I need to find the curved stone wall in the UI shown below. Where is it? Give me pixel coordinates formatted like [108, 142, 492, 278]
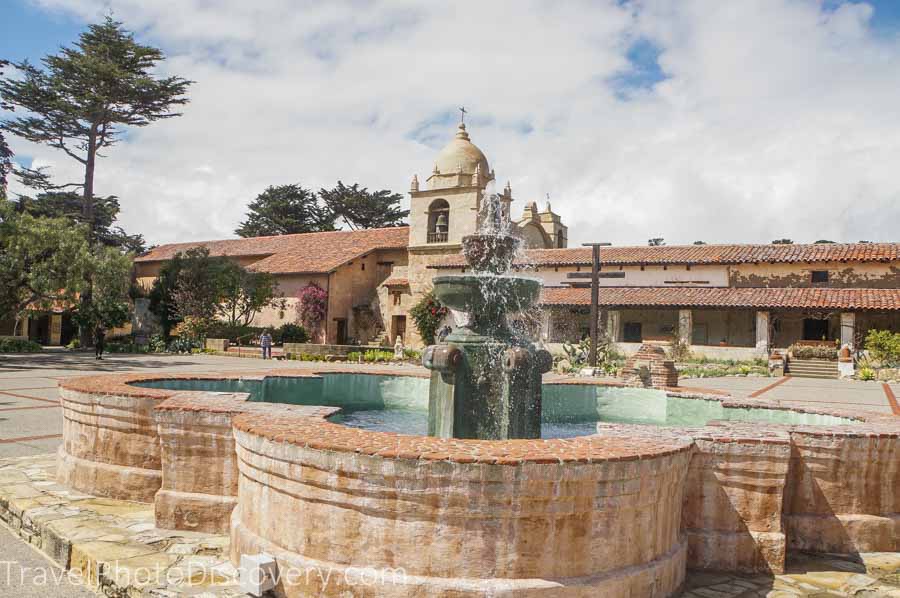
[57, 371, 340, 504]
[230, 415, 693, 597]
[154, 393, 337, 534]
[785, 428, 900, 553]
[58, 382, 167, 502]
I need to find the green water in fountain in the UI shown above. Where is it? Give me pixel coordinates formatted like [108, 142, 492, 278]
[134, 374, 857, 437]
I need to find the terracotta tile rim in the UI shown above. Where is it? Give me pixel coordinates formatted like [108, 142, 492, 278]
[57, 368, 900, 464]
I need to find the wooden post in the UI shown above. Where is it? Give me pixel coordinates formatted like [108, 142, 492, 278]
[582, 243, 612, 368]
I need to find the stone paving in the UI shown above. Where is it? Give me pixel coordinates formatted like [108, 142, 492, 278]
[0, 455, 242, 597]
[684, 374, 900, 416]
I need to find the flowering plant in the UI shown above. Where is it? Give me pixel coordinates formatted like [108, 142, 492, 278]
[409, 291, 448, 345]
[297, 283, 328, 337]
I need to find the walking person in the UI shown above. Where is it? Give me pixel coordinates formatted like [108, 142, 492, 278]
[260, 329, 273, 360]
[94, 326, 106, 360]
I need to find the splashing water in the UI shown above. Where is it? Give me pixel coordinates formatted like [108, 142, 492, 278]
[423, 192, 552, 439]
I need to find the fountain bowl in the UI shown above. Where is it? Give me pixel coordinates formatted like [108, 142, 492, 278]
[432, 273, 541, 317]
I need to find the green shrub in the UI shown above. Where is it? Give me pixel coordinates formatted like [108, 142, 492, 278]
[363, 350, 394, 363]
[167, 337, 201, 354]
[66, 339, 81, 350]
[678, 362, 768, 378]
[403, 348, 422, 362]
[277, 323, 309, 344]
[858, 367, 876, 381]
[864, 329, 900, 367]
[347, 351, 362, 362]
[149, 334, 167, 353]
[0, 338, 42, 353]
[667, 334, 692, 362]
[790, 344, 838, 360]
[287, 352, 326, 362]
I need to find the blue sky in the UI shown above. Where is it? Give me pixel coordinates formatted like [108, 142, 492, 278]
[3, 0, 900, 246]
[1, 1, 84, 63]
[6, 1, 899, 81]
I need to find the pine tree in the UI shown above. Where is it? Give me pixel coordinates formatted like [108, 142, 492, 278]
[319, 181, 408, 230]
[1, 17, 191, 343]
[236, 184, 336, 237]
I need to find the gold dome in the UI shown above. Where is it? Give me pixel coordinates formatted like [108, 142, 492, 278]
[433, 123, 490, 175]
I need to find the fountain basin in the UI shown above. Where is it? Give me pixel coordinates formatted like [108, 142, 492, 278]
[56, 368, 900, 593]
[229, 413, 692, 597]
[432, 274, 541, 324]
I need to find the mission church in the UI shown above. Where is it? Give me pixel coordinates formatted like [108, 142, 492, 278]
[131, 120, 900, 359]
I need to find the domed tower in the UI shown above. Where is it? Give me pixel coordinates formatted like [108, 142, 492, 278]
[408, 122, 495, 248]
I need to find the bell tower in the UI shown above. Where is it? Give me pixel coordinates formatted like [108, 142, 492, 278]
[408, 119, 494, 249]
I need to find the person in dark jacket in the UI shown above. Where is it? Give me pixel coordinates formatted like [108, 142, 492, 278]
[94, 327, 106, 360]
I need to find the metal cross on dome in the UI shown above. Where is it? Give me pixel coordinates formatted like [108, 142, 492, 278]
[459, 106, 467, 124]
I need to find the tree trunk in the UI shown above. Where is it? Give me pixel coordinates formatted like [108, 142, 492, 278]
[78, 130, 97, 347]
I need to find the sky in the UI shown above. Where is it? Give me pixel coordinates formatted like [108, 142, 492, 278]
[2, 0, 900, 247]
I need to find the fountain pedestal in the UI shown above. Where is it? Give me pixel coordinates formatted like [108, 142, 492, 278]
[424, 335, 550, 439]
[422, 196, 552, 440]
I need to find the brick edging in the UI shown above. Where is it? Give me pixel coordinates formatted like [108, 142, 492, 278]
[884, 383, 900, 416]
[748, 375, 792, 398]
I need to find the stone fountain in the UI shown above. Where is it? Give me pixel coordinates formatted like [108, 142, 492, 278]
[423, 193, 552, 439]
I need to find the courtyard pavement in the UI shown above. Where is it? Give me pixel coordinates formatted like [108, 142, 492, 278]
[0, 351, 897, 597]
[683, 374, 900, 416]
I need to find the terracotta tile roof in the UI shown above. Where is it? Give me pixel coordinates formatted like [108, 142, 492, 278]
[382, 278, 409, 287]
[135, 227, 409, 274]
[540, 286, 900, 311]
[431, 242, 900, 269]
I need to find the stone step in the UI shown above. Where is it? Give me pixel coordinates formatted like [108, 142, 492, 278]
[789, 362, 839, 371]
[787, 359, 839, 379]
[789, 363, 839, 371]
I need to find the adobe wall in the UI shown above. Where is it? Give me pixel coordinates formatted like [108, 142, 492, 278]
[729, 261, 900, 288]
[251, 272, 329, 331]
[533, 263, 729, 288]
[406, 245, 462, 347]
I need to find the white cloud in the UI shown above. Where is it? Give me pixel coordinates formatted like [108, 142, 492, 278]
[8, 0, 900, 246]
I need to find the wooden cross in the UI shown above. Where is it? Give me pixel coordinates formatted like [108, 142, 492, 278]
[459, 106, 467, 124]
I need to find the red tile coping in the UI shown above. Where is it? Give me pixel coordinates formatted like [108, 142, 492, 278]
[59, 367, 429, 400]
[0, 391, 60, 405]
[748, 375, 792, 398]
[232, 412, 695, 464]
[538, 286, 900, 312]
[0, 433, 62, 444]
[432, 242, 900, 269]
[59, 367, 899, 464]
[155, 392, 339, 420]
[59, 367, 896, 425]
[884, 383, 900, 416]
